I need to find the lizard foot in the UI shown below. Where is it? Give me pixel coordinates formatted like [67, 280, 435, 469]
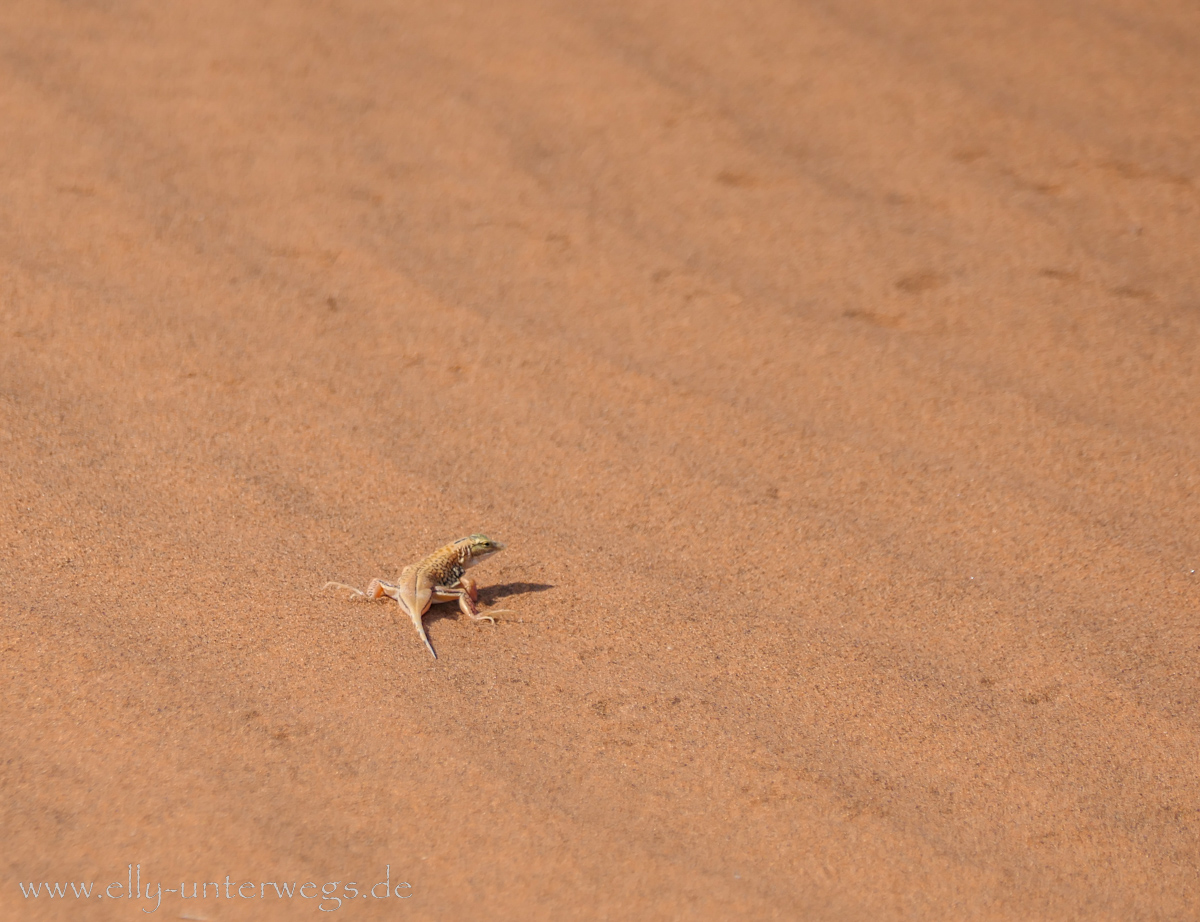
[323, 581, 367, 601]
[469, 608, 514, 624]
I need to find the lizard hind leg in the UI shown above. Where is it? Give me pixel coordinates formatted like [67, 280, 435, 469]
[324, 579, 399, 602]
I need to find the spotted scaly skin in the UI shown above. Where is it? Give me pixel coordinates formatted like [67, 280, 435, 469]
[325, 535, 509, 659]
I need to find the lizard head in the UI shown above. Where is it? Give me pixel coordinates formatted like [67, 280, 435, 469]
[458, 534, 506, 563]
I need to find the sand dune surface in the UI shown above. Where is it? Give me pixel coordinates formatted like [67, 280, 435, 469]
[2, 1, 1198, 918]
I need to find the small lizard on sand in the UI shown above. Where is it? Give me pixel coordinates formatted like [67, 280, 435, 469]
[325, 534, 510, 659]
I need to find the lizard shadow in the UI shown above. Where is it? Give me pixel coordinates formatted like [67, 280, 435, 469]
[480, 581, 554, 604]
[424, 582, 554, 624]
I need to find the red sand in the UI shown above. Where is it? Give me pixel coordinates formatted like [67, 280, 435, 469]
[2, 1, 1198, 919]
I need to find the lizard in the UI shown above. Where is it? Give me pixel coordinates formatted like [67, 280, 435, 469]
[325, 534, 510, 659]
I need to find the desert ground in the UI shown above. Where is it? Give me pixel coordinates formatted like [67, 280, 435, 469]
[2, 0, 1198, 919]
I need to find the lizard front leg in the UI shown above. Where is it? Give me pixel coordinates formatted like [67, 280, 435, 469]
[433, 583, 494, 623]
[434, 576, 512, 623]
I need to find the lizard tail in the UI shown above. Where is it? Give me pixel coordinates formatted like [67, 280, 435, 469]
[412, 612, 438, 659]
